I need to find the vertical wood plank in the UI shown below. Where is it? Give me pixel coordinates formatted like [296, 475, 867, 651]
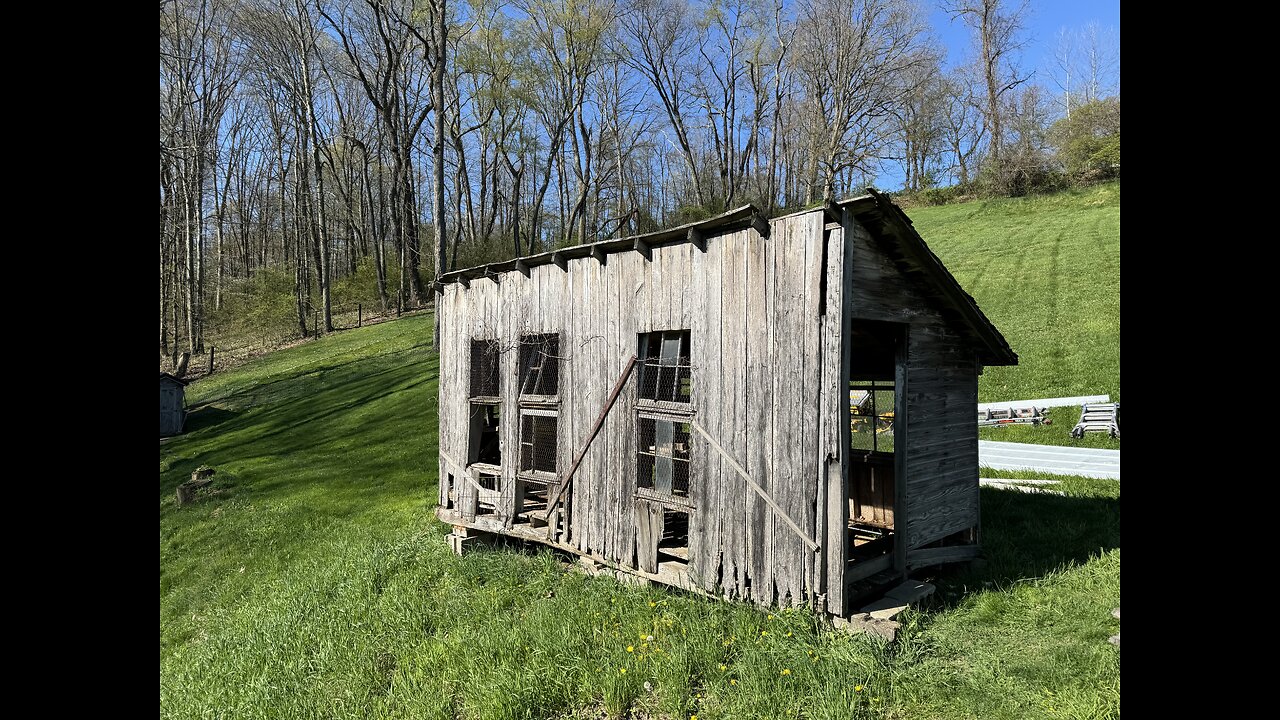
[743, 225, 771, 603]
[827, 219, 853, 616]
[693, 233, 723, 591]
[796, 212, 825, 605]
[615, 250, 641, 567]
[720, 228, 748, 599]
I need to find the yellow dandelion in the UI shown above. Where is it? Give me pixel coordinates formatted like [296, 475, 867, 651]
[639, 632, 647, 639]
[649, 601, 656, 607]
[785, 632, 793, 637]
[627, 645, 634, 653]
[730, 679, 738, 686]
[760, 630, 768, 636]
[855, 685, 863, 692]
[619, 668, 627, 674]
[767, 614, 774, 620]
[691, 716, 698, 720]
[719, 664, 727, 671]
[781, 668, 792, 676]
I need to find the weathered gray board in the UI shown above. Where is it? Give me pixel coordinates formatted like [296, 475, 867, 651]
[437, 198, 1008, 617]
[160, 375, 186, 437]
[844, 220, 981, 554]
[438, 212, 831, 609]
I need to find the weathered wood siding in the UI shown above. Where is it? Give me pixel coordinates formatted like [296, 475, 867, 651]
[845, 221, 980, 552]
[160, 379, 185, 437]
[437, 211, 829, 608]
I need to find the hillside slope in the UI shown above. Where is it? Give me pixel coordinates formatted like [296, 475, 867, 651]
[160, 187, 1121, 719]
[909, 183, 1120, 403]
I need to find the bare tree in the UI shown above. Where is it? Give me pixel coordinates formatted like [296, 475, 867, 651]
[621, 0, 706, 208]
[794, 0, 931, 202]
[943, 0, 1030, 193]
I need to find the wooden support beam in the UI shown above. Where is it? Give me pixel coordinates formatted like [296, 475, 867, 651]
[458, 275, 471, 289]
[688, 227, 706, 252]
[515, 258, 531, 277]
[543, 355, 638, 522]
[906, 544, 980, 571]
[432, 281, 446, 294]
[634, 238, 651, 260]
[485, 270, 501, 285]
[552, 251, 568, 271]
[592, 245, 607, 265]
[843, 553, 895, 586]
[688, 419, 820, 553]
[750, 211, 771, 238]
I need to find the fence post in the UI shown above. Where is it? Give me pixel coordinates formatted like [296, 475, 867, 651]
[208, 345, 215, 375]
[358, 303, 362, 328]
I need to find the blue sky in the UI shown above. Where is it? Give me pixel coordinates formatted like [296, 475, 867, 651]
[877, 0, 1120, 189]
[928, 0, 1121, 75]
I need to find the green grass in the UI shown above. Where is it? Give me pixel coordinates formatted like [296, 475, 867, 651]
[161, 311, 1119, 719]
[910, 183, 1120, 405]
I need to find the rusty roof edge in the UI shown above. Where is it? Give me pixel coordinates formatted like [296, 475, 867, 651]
[437, 205, 760, 285]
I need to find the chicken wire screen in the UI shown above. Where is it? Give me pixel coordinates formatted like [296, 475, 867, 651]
[469, 339, 501, 397]
[638, 330, 691, 403]
[519, 413, 559, 474]
[637, 415, 691, 497]
[850, 380, 895, 453]
[519, 334, 560, 396]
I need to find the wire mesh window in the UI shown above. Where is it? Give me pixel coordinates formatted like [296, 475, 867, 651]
[519, 412, 558, 474]
[469, 404, 502, 465]
[850, 380, 895, 453]
[519, 334, 560, 397]
[638, 330, 691, 403]
[470, 339, 501, 397]
[637, 415, 691, 497]
[475, 469, 501, 517]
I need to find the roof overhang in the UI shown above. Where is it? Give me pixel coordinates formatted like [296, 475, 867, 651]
[436, 205, 767, 289]
[837, 189, 1017, 366]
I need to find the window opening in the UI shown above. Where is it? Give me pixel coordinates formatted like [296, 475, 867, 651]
[638, 330, 691, 403]
[519, 334, 560, 397]
[470, 339, 500, 398]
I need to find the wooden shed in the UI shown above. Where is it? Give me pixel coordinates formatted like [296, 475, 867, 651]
[160, 372, 188, 437]
[434, 190, 1016, 617]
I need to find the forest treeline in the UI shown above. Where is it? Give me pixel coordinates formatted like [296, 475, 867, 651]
[159, 0, 1119, 361]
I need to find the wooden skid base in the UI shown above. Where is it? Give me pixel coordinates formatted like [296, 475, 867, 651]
[437, 508, 977, 618]
[439, 507, 709, 596]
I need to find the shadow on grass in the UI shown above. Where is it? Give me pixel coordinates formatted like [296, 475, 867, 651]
[160, 349, 439, 502]
[184, 405, 238, 433]
[922, 486, 1120, 609]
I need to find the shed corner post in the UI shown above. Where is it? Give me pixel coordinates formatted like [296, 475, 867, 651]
[893, 322, 909, 577]
[821, 207, 858, 618]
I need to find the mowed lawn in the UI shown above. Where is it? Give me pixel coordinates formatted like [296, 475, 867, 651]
[910, 183, 1120, 406]
[161, 308, 1119, 718]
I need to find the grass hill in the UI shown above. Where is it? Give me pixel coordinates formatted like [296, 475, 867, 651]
[160, 185, 1120, 719]
[911, 183, 1120, 404]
